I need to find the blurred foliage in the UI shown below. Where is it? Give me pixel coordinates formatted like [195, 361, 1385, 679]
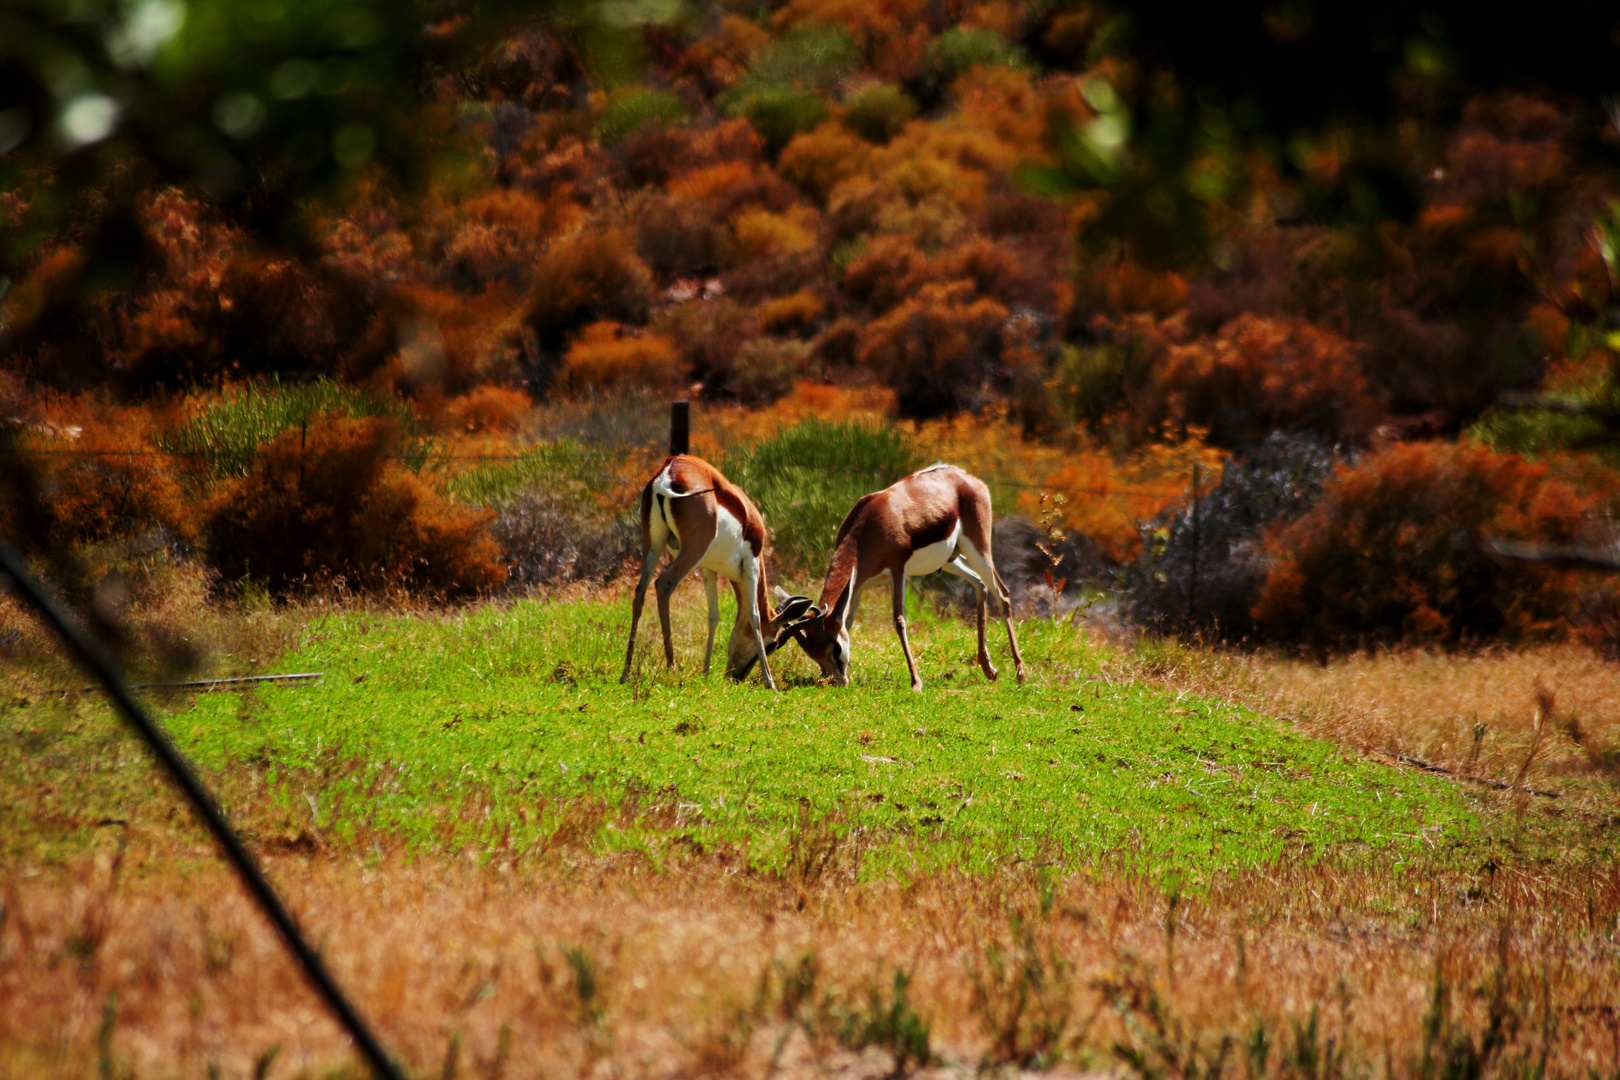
[1026, 0, 1620, 269]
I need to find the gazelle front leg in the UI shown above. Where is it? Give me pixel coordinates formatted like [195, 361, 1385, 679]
[891, 569, 922, 692]
[741, 556, 779, 690]
[942, 554, 997, 682]
[701, 569, 721, 674]
[621, 546, 664, 684]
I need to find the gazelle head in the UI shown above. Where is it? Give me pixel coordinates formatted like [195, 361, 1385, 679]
[726, 593, 815, 681]
[783, 610, 850, 686]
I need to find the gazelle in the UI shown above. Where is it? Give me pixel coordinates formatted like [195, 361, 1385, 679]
[775, 464, 1026, 691]
[620, 455, 812, 689]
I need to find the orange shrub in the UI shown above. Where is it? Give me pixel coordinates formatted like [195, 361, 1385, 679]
[1160, 315, 1382, 447]
[394, 286, 529, 391]
[1253, 442, 1611, 651]
[844, 233, 1037, 314]
[441, 189, 582, 289]
[759, 290, 826, 334]
[443, 385, 533, 433]
[562, 322, 684, 393]
[8, 421, 191, 555]
[723, 207, 819, 264]
[778, 121, 872, 202]
[857, 279, 1009, 418]
[524, 229, 654, 353]
[204, 416, 504, 598]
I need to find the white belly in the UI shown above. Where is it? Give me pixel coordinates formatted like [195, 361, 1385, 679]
[698, 504, 749, 578]
[905, 521, 959, 577]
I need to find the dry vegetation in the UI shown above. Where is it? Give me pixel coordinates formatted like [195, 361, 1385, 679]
[3, 589, 1618, 1079]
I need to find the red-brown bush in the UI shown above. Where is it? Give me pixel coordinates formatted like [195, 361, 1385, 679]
[857, 279, 1010, 418]
[443, 385, 533, 433]
[562, 323, 684, 393]
[212, 255, 383, 383]
[650, 298, 760, 399]
[1253, 442, 1613, 652]
[843, 233, 1038, 315]
[203, 417, 505, 598]
[6, 421, 192, 556]
[1160, 314, 1383, 447]
[523, 229, 655, 358]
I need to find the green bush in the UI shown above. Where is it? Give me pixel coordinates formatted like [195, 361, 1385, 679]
[1467, 400, 1617, 461]
[842, 82, 917, 144]
[724, 87, 830, 156]
[161, 377, 432, 482]
[724, 417, 921, 575]
[595, 89, 689, 146]
[926, 27, 1033, 79]
[722, 26, 856, 156]
[749, 26, 859, 94]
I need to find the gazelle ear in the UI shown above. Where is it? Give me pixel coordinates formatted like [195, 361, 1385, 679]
[775, 594, 813, 622]
[773, 585, 791, 604]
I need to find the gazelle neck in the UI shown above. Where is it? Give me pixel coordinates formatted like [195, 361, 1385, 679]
[816, 541, 861, 631]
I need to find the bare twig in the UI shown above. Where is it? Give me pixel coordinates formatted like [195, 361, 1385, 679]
[60, 672, 325, 695]
[1385, 752, 1562, 799]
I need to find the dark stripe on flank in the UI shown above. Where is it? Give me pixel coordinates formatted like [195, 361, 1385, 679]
[909, 508, 959, 553]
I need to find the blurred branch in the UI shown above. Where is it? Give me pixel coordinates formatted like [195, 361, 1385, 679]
[0, 539, 406, 1080]
[1481, 536, 1620, 573]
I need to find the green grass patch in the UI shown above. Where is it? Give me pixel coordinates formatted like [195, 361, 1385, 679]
[161, 377, 434, 482]
[163, 594, 1473, 886]
[442, 439, 619, 507]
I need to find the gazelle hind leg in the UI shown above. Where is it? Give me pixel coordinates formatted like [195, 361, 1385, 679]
[942, 555, 997, 681]
[741, 556, 778, 690]
[701, 569, 721, 675]
[655, 544, 708, 669]
[991, 564, 1027, 682]
[958, 538, 1026, 684]
[621, 546, 664, 683]
[892, 570, 922, 692]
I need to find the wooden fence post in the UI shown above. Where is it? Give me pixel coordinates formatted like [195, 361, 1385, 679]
[670, 399, 690, 456]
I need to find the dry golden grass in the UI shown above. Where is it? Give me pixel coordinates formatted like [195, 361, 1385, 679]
[5, 588, 1620, 1078]
[1109, 640, 1620, 820]
[3, 819, 1617, 1079]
